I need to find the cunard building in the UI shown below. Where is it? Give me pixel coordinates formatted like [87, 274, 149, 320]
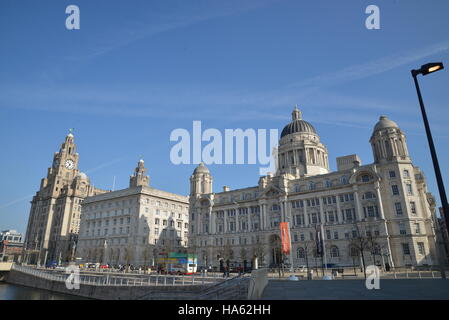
[76, 160, 190, 266]
[189, 107, 440, 270]
[23, 131, 107, 265]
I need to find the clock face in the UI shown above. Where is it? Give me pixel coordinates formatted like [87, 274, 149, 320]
[65, 159, 75, 169]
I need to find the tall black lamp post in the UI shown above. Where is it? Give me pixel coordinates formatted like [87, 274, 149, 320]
[411, 62, 449, 272]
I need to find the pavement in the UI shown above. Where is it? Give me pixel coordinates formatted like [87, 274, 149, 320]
[261, 279, 449, 300]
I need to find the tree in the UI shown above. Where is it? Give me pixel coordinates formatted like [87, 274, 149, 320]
[222, 242, 234, 262]
[252, 239, 267, 267]
[348, 223, 370, 279]
[302, 242, 310, 272]
[142, 244, 152, 272]
[364, 226, 389, 269]
[124, 245, 134, 271]
[240, 247, 247, 262]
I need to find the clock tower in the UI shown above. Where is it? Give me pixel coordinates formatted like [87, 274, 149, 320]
[23, 130, 108, 265]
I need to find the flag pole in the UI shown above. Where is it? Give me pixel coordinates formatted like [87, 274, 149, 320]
[287, 221, 294, 273]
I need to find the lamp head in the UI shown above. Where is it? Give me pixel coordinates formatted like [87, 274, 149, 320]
[412, 62, 444, 76]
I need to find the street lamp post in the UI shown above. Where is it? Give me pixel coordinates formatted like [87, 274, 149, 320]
[411, 62, 448, 278]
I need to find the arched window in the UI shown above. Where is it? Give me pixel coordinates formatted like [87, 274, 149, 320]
[330, 246, 339, 258]
[325, 180, 332, 188]
[297, 247, 305, 259]
[309, 182, 315, 190]
[341, 176, 348, 185]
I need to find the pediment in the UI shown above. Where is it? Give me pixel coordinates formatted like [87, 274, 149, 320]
[259, 184, 286, 199]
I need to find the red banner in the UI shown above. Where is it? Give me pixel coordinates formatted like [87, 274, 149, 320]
[280, 222, 291, 254]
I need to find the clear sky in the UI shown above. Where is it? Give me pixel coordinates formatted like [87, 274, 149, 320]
[1, 0, 449, 234]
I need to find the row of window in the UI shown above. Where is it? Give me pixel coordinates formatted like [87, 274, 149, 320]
[295, 242, 426, 259]
[395, 201, 418, 216]
[391, 183, 414, 196]
[154, 218, 188, 229]
[85, 226, 130, 236]
[86, 217, 131, 228]
[389, 169, 412, 179]
[292, 176, 350, 193]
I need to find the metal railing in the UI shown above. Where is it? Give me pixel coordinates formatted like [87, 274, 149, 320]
[12, 264, 225, 287]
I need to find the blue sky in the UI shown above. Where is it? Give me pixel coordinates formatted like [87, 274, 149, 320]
[1, 0, 449, 234]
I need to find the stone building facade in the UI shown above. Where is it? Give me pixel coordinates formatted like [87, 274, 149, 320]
[23, 132, 107, 265]
[189, 107, 439, 270]
[1, 230, 24, 262]
[76, 160, 190, 267]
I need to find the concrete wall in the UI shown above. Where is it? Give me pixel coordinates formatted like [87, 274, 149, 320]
[247, 269, 268, 299]
[5, 269, 250, 300]
[5, 270, 210, 300]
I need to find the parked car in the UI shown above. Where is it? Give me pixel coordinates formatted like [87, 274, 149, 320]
[99, 264, 109, 269]
[230, 266, 243, 273]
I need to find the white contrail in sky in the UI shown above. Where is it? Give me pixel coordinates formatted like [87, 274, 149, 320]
[0, 194, 35, 210]
[0, 157, 126, 210]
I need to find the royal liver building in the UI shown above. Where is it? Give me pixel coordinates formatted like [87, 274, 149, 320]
[189, 107, 439, 270]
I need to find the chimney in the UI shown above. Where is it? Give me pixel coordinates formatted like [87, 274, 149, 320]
[223, 186, 230, 192]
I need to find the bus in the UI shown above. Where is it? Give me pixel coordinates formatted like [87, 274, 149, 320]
[157, 252, 197, 275]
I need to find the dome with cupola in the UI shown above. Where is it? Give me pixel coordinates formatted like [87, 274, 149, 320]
[280, 106, 317, 138]
[193, 162, 210, 174]
[373, 115, 399, 133]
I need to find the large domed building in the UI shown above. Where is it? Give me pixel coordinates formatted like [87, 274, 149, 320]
[189, 107, 439, 270]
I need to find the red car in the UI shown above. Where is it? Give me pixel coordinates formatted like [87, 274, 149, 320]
[230, 266, 243, 273]
[99, 264, 109, 269]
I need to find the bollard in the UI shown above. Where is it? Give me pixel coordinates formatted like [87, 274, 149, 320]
[164, 276, 167, 286]
[182, 276, 185, 285]
[173, 277, 175, 286]
[432, 271, 435, 279]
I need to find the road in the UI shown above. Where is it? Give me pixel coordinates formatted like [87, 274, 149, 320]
[261, 279, 449, 300]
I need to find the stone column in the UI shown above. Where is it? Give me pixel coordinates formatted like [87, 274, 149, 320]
[210, 208, 216, 234]
[248, 208, 252, 232]
[235, 208, 239, 233]
[197, 211, 201, 236]
[375, 183, 385, 220]
[286, 200, 292, 225]
[353, 186, 362, 221]
[223, 210, 227, 233]
[319, 197, 325, 225]
[280, 200, 285, 222]
[336, 194, 343, 223]
[303, 200, 309, 226]
[264, 204, 269, 230]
